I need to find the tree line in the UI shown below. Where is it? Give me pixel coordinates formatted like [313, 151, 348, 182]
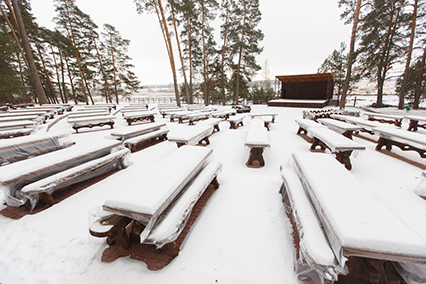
[319, 0, 426, 109]
[0, 0, 265, 106]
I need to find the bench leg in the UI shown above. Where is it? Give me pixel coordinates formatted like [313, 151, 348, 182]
[408, 120, 418, 131]
[296, 126, 307, 135]
[198, 136, 210, 146]
[335, 151, 353, 170]
[375, 137, 392, 151]
[310, 138, 326, 151]
[129, 220, 145, 244]
[246, 148, 265, 168]
[161, 241, 180, 257]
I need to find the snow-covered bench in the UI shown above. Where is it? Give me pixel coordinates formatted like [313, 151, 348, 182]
[228, 114, 246, 129]
[89, 146, 222, 255]
[194, 118, 223, 132]
[244, 119, 270, 168]
[308, 127, 365, 170]
[364, 112, 404, 127]
[405, 115, 426, 132]
[331, 114, 387, 135]
[0, 133, 74, 166]
[317, 118, 363, 139]
[0, 139, 127, 210]
[294, 118, 325, 141]
[249, 113, 278, 123]
[110, 122, 169, 152]
[67, 115, 116, 133]
[187, 111, 212, 125]
[211, 109, 236, 119]
[374, 126, 426, 158]
[68, 111, 110, 120]
[122, 111, 156, 125]
[168, 124, 214, 147]
[286, 152, 426, 281]
[279, 157, 340, 283]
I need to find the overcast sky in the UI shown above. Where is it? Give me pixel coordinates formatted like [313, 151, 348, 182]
[29, 0, 352, 86]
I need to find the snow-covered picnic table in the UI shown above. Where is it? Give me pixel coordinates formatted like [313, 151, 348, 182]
[280, 152, 426, 282]
[67, 115, 116, 133]
[0, 139, 124, 209]
[110, 122, 169, 152]
[122, 111, 156, 125]
[167, 124, 214, 147]
[317, 118, 362, 139]
[90, 146, 222, 252]
[0, 133, 73, 166]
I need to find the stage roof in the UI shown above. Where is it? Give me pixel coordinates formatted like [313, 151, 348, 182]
[276, 73, 333, 83]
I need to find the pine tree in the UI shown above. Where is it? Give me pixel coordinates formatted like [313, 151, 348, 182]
[227, 0, 263, 104]
[101, 23, 140, 104]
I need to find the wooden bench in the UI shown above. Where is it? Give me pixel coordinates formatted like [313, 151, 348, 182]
[228, 114, 246, 129]
[284, 152, 426, 281]
[308, 127, 366, 170]
[249, 113, 278, 123]
[0, 128, 34, 139]
[364, 112, 404, 127]
[294, 118, 325, 141]
[0, 120, 36, 139]
[331, 114, 387, 135]
[374, 126, 426, 158]
[68, 111, 110, 120]
[405, 115, 426, 132]
[0, 139, 126, 210]
[89, 146, 221, 255]
[167, 125, 214, 147]
[67, 115, 116, 133]
[193, 118, 223, 132]
[279, 158, 339, 283]
[110, 122, 169, 152]
[317, 118, 362, 139]
[187, 111, 213, 125]
[244, 119, 270, 168]
[211, 109, 236, 119]
[122, 111, 156, 125]
[233, 105, 251, 113]
[0, 133, 74, 166]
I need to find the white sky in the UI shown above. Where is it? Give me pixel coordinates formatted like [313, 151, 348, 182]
[29, 0, 352, 86]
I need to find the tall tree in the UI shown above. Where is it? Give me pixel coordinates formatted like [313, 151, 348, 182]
[134, 0, 181, 106]
[11, 0, 48, 104]
[228, 0, 263, 104]
[219, 0, 233, 105]
[357, 0, 407, 107]
[398, 0, 419, 109]
[101, 23, 140, 104]
[338, 0, 364, 109]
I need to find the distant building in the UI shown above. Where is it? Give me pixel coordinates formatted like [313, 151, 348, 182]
[268, 73, 335, 108]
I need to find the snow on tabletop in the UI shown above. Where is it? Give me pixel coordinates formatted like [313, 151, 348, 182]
[146, 159, 222, 245]
[374, 126, 426, 147]
[295, 118, 324, 129]
[317, 118, 362, 131]
[67, 115, 116, 123]
[308, 127, 365, 151]
[280, 162, 336, 267]
[293, 152, 426, 262]
[0, 138, 121, 182]
[167, 125, 213, 144]
[110, 122, 165, 138]
[123, 111, 155, 118]
[405, 115, 426, 121]
[245, 119, 269, 147]
[103, 146, 213, 219]
[0, 132, 68, 149]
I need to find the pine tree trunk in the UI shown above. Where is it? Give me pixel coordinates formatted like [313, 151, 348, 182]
[201, 6, 209, 106]
[413, 43, 426, 109]
[11, 0, 48, 104]
[340, 0, 362, 109]
[51, 45, 65, 103]
[170, 1, 190, 104]
[398, 0, 418, 109]
[94, 38, 111, 103]
[221, 9, 229, 106]
[235, 5, 247, 104]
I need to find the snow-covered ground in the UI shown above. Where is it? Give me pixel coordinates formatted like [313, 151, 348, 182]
[0, 97, 425, 284]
